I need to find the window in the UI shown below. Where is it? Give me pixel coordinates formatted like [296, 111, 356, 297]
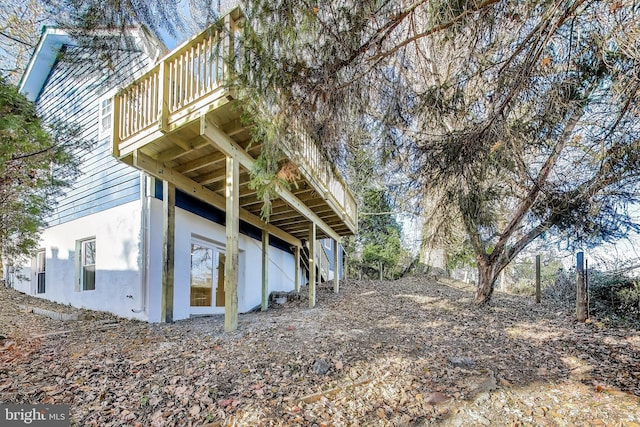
[190, 239, 225, 310]
[190, 243, 213, 307]
[36, 250, 46, 294]
[98, 97, 112, 138]
[80, 238, 96, 291]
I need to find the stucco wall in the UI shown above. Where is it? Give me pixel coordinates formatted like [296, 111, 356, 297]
[146, 198, 298, 322]
[10, 195, 301, 323]
[11, 199, 145, 320]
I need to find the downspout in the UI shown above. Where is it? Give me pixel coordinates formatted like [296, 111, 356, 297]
[132, 172, 149, 314]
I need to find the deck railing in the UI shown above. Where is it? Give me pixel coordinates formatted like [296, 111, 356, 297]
[114, 16, 233, 145]
[285, 124, 357, 230]
[113, 8, 357, 232]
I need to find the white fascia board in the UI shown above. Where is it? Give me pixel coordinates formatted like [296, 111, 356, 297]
[18, 26, 166, 103]
[18, 27, 73, 102]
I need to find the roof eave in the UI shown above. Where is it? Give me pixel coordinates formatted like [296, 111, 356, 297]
[18, 27, 72, 102]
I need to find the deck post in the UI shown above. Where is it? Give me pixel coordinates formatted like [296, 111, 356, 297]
[576, 251, 588, 322]
[333, 239, 340, 294]
[161, 180, 175, 323]
[294, 245, 300, 293]
[261, 229, 269, 311]
[308, 224, 316, 308]
[225, 155, 239, 331]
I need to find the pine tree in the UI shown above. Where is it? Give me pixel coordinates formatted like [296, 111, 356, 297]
[0, 77, 85, 268]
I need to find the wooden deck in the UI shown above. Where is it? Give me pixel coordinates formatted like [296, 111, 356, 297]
[111, 9, 357, 243]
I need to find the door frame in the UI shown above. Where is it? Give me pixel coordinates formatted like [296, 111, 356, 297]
[189, 237, 225, 315]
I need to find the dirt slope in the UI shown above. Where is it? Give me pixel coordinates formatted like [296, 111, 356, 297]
[1, 277, 639, 426]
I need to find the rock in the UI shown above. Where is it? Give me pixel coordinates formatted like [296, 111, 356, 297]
[312, 359, 330, 375]
[449, 357, 475, 368]
[425, 391, 451, 404]
[469, 371, 498, 400]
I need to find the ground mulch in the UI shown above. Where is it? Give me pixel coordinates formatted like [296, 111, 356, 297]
[1, 276, 639, 426]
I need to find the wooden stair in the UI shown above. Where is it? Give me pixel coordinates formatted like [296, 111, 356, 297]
[299, 240, 332, 284]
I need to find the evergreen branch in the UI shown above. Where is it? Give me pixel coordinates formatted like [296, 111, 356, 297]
[367, 0, 500, 63]
[329, 0, 430, 73]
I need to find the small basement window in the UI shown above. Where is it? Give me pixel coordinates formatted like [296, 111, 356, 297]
[98, 97, 112, 139]
[36, 250, 46, 294]
[78, 238, 96, 291]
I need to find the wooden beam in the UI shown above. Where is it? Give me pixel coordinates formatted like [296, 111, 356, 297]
[221, 118, 248, 137]
[201, 118, 342, 242]
[155, 136, 208, 162]
[194, 166, 226, 185]
[225, 155, 239, 332]
[242, 188, 317, 209]
[268, 203, 334, 222]
[268, 209, 306, 223]
[161, 180, 175, 323]
[175, 152, 226, 173]
[294, 245, 300, 293]
[261, 229, 269, 311]
[309, 224, 316, 308]
[333, 239, 340, 294]
[132, 150, 301, 248]
[209, 170, 252, 192]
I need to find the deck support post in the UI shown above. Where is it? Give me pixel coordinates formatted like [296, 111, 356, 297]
[308, 224, 316, 308]
[294, 245, 300, 293]
[333, 239, 340, 294]
[261, 229, 269, 311]
[161, 180, 175, 323]
[225, 155, 239, 331]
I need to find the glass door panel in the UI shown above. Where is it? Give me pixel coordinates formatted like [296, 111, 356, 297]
[190, 243, 213, 307]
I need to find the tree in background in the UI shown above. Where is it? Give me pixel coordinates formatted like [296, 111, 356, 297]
[0, 0, 45, 83]
[238, 0, 640, 304]
[0, 77, 84, 270]
[341, 147, 407, 280]
[39, 1, 640, 304]
[357, 189, 404, 279]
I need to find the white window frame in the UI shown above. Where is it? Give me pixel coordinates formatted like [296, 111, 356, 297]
[98, 93, 113, 140]
[189, 236, 225, 314]
[76, 237, 96, 291]
[35, 249, 46, 294]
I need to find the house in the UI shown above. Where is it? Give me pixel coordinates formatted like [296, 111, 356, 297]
[10, 8, 356, 329]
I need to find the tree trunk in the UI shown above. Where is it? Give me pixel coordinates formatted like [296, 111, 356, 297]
[475, 262, 498, 304]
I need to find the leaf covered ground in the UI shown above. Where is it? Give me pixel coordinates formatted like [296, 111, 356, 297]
[1, 277, 639, 426]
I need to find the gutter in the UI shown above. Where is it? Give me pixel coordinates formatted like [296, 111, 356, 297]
[132, 172, 150, 314]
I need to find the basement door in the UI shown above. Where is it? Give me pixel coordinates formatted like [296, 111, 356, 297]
[190, 239, 225, 315]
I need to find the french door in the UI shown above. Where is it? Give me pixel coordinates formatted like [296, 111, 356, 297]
[190, 239, 225, 314]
